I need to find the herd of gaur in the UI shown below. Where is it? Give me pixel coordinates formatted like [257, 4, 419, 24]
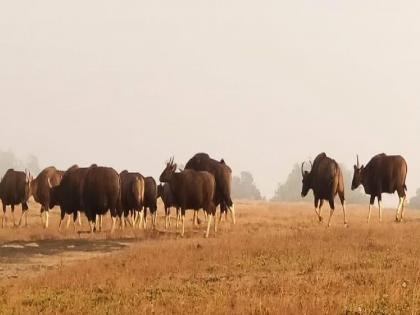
[0, 153, 235, 238]
[0, 151, 408, 237]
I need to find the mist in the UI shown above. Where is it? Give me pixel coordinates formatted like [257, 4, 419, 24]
[1, 1, 419, 201]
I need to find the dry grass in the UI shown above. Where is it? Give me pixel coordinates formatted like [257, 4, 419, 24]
[1, 200, 420, 314]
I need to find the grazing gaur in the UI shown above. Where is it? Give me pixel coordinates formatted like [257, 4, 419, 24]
[185, 153, 235, 224]
[160, 157, 217, 237]
[157, 183, 180, 229]
[30, 166, 64, 228]
[142, 177, 158, 229]
[351, 154, 408, 223]
[0, 169, 32, 227]
[119, 171, 145, 228]
[49, 165, 88, 231]
[82, 165, 121, 233]
[301, 153, 347, 227]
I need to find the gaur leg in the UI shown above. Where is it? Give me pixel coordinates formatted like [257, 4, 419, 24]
[378, 194, 383, 223]
[338, 191, 347, 227]
[40, 206, 44, 227]
[10, 205, 16, 227]
[165, 207, 169, 230]
[66, 213, 72, 229]
[2, 204, 6, 228]
[153, 211, 157, 229]
[176, 208, 180, 229]
[44, 207, 49, 229]
[138, 210, 144, 229]
[395, 189, 406, 222]
[193, 210, 197, 227]
[72, 211, 78, 231]
[110, 211, 117, 234]
[77, 211, 82, 226]
[229, 204, 236, 224]
[314, 198, 322, 222]
[180, 209, 186, 237]
[100, 215, 104, 231]
[58, 210, 66, 231]
[205, 203, 217, 238]
[367, 195, 375, 223]
[143, 208, 148, 229]
[205, 211, 213, 238]
[326, 198, 335, 227]
[400, 196, 407, 221]
[18, 204, 27, 227]
[318, 200, 324, 222]
[95, 214, 100, 231]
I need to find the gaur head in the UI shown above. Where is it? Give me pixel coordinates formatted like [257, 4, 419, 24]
[301, 161, 312, 197]
[159, 157, 177, 183]
[351, 155, 364, 190]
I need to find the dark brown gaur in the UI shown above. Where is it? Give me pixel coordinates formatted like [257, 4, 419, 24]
[185, 153, 235, 224]
[157, 183, 180, 229]
[159, 157, 216, 238]
[0, 169, 32, 227]
[351, 153, 408, 223]
[49, 165, 88, 231]
[301, 152, 346, 227]
[119, 170, 145, 228]
[142, 176, 158, 229]
[82, 165, 121, 233]
[30, 166, 64, 229]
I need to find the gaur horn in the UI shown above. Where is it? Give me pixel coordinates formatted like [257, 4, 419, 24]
[357, 155, 360, 168]
[301, 162, 305, 176]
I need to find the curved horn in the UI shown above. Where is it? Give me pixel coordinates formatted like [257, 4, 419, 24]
[357, 155, 360, 168]
[47, 178, 52, 189]
[301, 162, 305, 176]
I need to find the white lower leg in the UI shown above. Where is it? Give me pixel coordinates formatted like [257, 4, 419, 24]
[111, 217, 117, 233]
[45, 211, 49, 228]
[367, 204, 372, 223]
[342, 204, 347, 226]
[205, 214, 213, 238]
[77, 211, 82, 226]
[378, 201, 383, 222]
[181, 215, 185, 237]
[401, 197, 406, 221]
[66, 214, 72, 229]
[327, 209, 333, 227]
[396, 197, 404, 221]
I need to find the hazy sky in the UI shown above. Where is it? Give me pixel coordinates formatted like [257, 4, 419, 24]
[1, 1, 419, 201]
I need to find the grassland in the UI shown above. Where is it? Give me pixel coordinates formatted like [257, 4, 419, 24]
[0, 200, 420, 314]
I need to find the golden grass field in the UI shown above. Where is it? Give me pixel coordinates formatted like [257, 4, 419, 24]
[1, 199, 420, 314]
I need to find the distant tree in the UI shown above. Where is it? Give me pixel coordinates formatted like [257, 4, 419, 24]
[271, 163, 368, 204]
[25, 154, 41, 175]
[272, 163, 308, 202]
[408, 189, 420, 209]
[232, 171, 262, 200]
[0, 150, 41, 177]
